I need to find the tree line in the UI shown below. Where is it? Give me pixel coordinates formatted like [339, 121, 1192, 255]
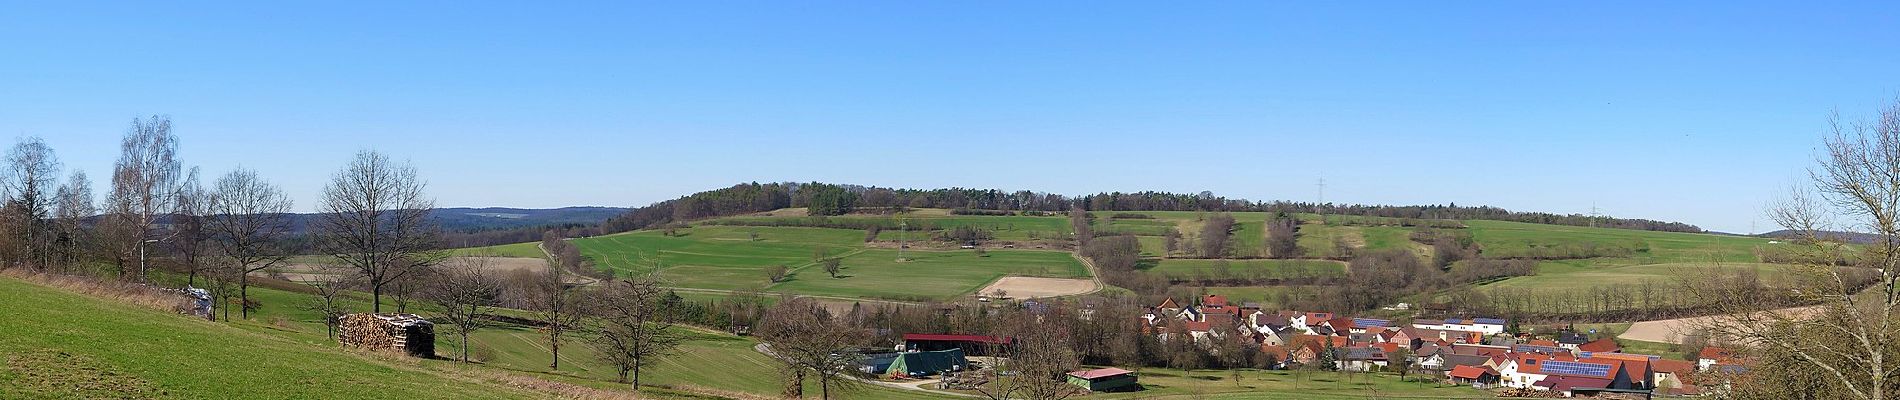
[599, 183, 1704, 234]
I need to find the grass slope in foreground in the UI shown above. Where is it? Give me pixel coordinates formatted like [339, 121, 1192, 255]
[0, 276, 533, 399]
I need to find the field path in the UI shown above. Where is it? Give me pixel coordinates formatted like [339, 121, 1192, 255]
[1068, 251, 1106, 296]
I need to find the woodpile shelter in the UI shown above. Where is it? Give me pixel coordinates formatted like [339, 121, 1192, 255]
[1067, 368, 1137, 392]
[338, 313, 435, 357]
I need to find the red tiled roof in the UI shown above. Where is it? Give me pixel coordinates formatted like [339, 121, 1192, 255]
[1577, 338, 1621, 353]
[1068, 368, 1134, 380]
[1184, 320, 1213, 332]
[1448, 365, 1497, 379]
[1325, 318, 1353, 331]
[1202, 294, 1228, 307]
[1292, 334, 1349, 348]
[1700, 347, 1735, 362]
[1260, 345, 1290, 359]
[1652, 359, 1696, 375]
[1373, 342, 1401, 353]
[1305, 312, 1333, 323]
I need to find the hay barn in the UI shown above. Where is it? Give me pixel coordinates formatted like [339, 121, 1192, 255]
[338, 313, 435, 357]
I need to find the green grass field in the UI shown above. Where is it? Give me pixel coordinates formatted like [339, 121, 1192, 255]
[467, 325, 944, 399]
[455, 209, 1800, 309]
[0, 275, 541, 399]
[770, 249, 1087, 301]
[1464, 220, 1790, 293]
[502, 225, 1092, 300]
[1147, 259, 1345, 279]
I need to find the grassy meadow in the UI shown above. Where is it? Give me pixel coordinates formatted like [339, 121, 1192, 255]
[0, 274, 543, 400]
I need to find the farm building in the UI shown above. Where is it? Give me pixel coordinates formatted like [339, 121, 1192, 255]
[858, 351, 901, 374]
[1067, 368, 1138, 392]
[903, 333, 1013, 355]
[338, 313, 435, 357]
[1448, 365, 1500, 386]
[886, 348, 968, 378]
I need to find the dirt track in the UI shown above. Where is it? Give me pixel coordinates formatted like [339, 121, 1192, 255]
[976, 276, 1098, 299]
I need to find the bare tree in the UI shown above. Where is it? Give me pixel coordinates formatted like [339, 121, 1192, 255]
[981, 308, 1080, 400]
[430, 256, 502, 363]
[533, 258, 584, 370]
[1069, 207, 1093, 245]
[2, 136, 62, 269]
[207, 168, 294, 319]
[1164, 228, 1181, 258]
[171, 168, 214, 287]
[316, 150, 443, 313]
[1265, 213, 1302, 259]
[107, 116, 182, 282]
[587, 276, 682, 390]
[1689, 101, 1900, 400]
[765, 264, 789, 283]
[52, 171, 94, 271]
[759, 297, 866, 400]
[822, 257, 843, 278]
[1199, 213, 1236, 258]
[300, 274, 359, 340]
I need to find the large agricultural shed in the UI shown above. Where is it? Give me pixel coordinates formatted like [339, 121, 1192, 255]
[903, 333, 1012, 355]
[886, 348, 968, 378]
[1067, 368, 1138, 392]
[338, 313, 435, 357]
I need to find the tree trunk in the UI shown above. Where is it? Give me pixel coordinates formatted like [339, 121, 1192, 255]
[371, 283, 383, 313]
[239, 274, 251, 319]
[631, 349, 643, 390]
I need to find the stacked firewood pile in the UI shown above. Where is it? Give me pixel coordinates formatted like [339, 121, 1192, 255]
[938, 371, 992, 390]
[1497, 388, 1562, 398]
[338, 313, 435, 357]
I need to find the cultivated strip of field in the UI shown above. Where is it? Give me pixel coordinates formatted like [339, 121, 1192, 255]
[977, 276, 1098, 299]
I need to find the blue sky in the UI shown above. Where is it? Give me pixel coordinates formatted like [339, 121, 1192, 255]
[2, 2, 1896, 233]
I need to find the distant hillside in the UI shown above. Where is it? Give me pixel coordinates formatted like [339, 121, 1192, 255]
[259, 206, 626, 234]
[600, 181, 1705, 234]
[1760, 229, 1882, 244]
[425, 206, 627, 232]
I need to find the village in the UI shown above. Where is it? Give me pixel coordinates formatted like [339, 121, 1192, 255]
[862, 294, 1747, 398]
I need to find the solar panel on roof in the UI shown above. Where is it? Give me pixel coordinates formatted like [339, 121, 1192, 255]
[1445, 318, 1463, 324]
[1541, 361, 1612, 378]
[1474, 318, 1506, 325]
[1352, 318, 1389, 327]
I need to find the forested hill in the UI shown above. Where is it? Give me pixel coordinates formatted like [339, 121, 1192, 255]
[601, 182, 1703, 234]
[424, 207, 628, 231]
